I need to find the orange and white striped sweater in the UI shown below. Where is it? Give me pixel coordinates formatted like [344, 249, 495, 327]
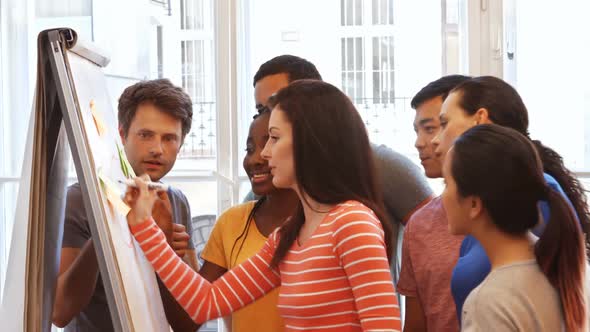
[130, 201, 401, 331]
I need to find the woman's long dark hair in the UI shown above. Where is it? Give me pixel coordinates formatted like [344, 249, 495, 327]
[267, 80, 392, 268]
[228, 197, 265, 267]
[451, 124, 587, 332]
[452, 76, 590, 245]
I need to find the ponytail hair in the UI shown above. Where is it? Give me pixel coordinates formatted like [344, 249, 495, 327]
[532, 139, 590, 245]
[536, 188, 587, 332]
[451, 124, 587, 331]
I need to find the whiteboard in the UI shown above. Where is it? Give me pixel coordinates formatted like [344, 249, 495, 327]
[64, 49, 169, 331]
[0, 30, 170, 332]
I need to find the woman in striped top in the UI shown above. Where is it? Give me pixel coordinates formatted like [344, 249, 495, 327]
[125, 80, 401, 331]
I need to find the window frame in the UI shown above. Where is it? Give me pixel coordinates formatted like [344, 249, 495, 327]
[338, 0, 398, 105]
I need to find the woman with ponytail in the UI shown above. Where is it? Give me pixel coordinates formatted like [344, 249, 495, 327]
[197, 107, 298, 332]
[125, 80, 401, 331]
[431, 75, 590, 321]
[441, 124, 586, 331]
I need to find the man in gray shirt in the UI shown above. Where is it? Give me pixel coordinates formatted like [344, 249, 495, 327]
[52, 79, 199, 332]
[246, 55, 433, 282]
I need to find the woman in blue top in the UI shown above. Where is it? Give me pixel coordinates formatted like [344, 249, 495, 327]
[431, 76, 590, 321]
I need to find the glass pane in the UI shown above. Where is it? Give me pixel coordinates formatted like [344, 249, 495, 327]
[191, 0, 196, 30]
[0, 182, 18, 299]
[372, 37, 381, 103]
[388, 0, 394, 25]
[346, 0, 353, 26]
[355, 72, 364, 100]
[343, 71, 351, 99]
[444, 33, 459, 74]
[181, 0, 206, 30]
[511, 1, 590, 170]
[372, 71, 381, 104]
[372, 37, 380, 70]
[181, 0, 186, 28]
[346, 37, 354, 69]
[341, 0, 346, 26]
[186, 0, 193, 29]
[354, 0, 363, 25]
[387, 36, 395, 101]
[371, 0, 394, 25]
[196, 0, 204, 30]
[183, 41, 192, 97]
[347, 72, 355, 99]
[446, 0, 459, 24]
[341, 36, 346, 69]
[372, 0, 379, 25]
[36, 0, 91, 17]
[157, 26, 164, 78]
[370, 36, 395, 106]
[380, 0, 387, 25]
[389, 69, 395, 101]
[355, 37, 363, 70]
[180, 40, 216, 159]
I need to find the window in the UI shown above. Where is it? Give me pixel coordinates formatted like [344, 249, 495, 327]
[179, 0, 216, 160]
[504, 0, 590, 172]
[0, 1, 224, 331]
[341, 36, 366, 101]
[181, 0, 205, 30]
[336, 0, 452, 156]
[371, 35, 395, 103]
[340, 34, 396, 105]
[242, 0, 462, 191]
[176, 2, 225, 329]
[340, 0, 395, 104]
[180, 40, 217, 158]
